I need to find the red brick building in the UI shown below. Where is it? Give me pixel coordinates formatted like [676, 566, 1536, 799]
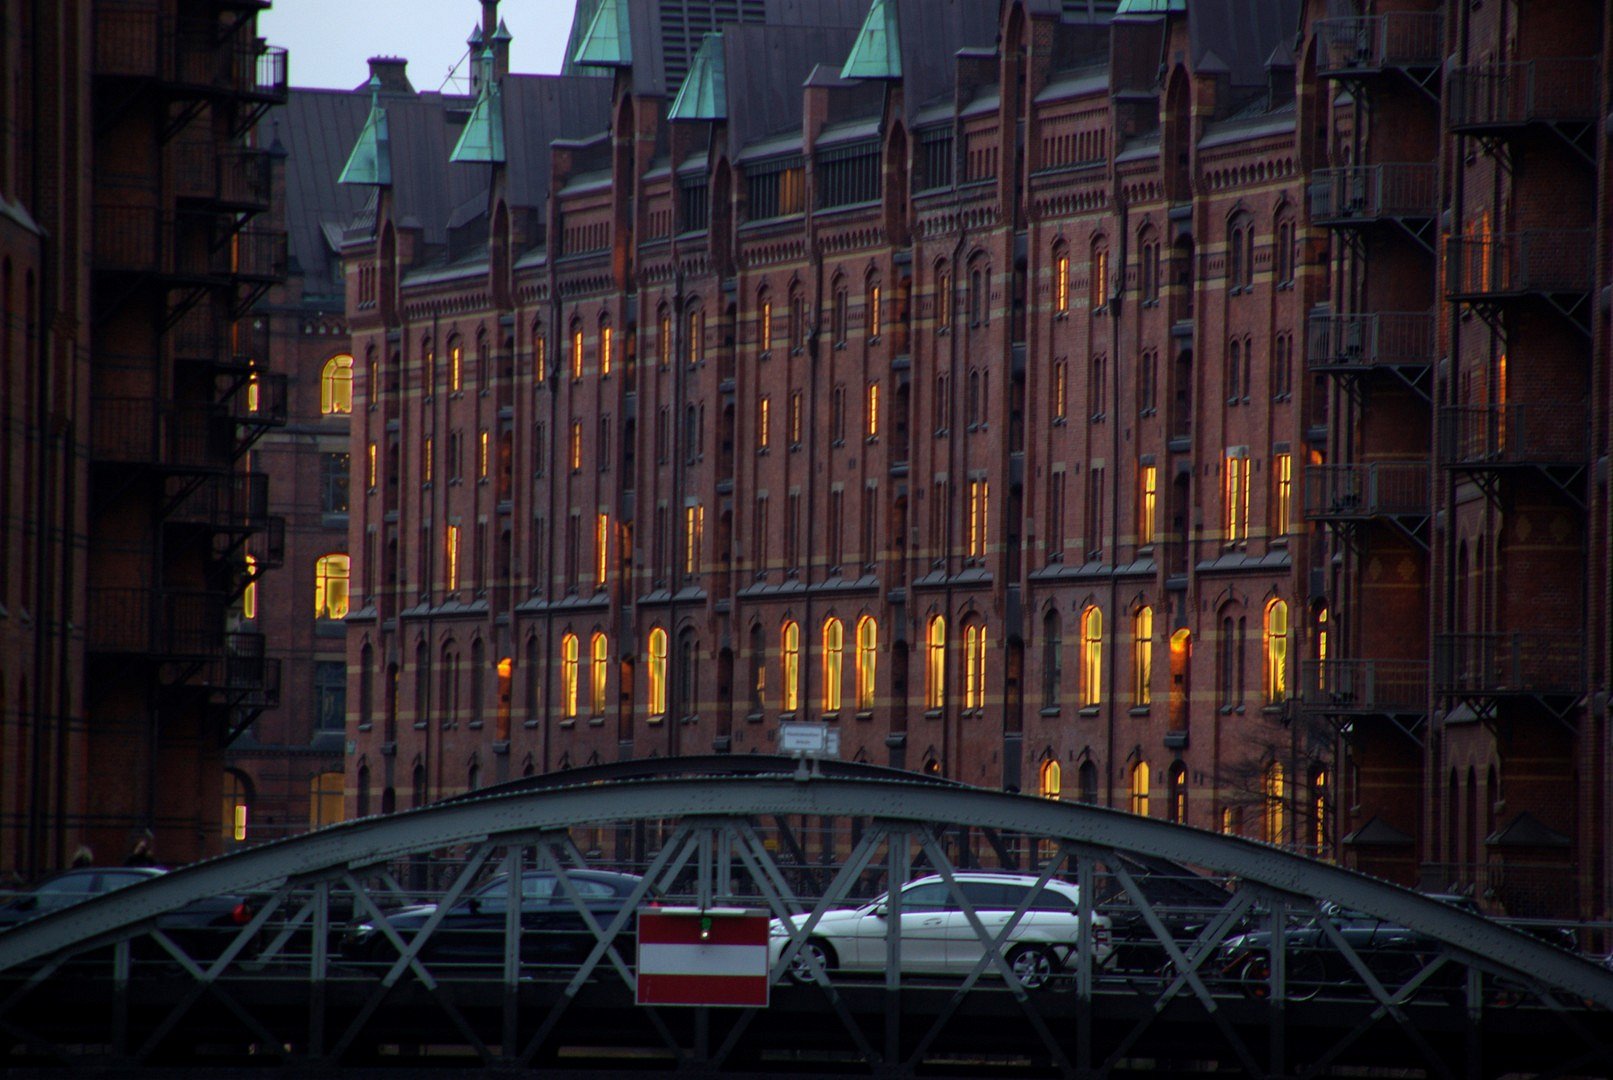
[320, 0, 1606, 921]
[0, 0, 287, 876]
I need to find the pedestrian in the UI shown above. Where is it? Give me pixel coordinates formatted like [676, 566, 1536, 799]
[124, 830, 157, 867]
[69, 845, 94, 868]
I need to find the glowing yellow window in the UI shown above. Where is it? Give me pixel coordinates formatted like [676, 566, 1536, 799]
[937, 272, 952, 330]
[926, 615, 946, 709]
[561, 633, 579, 719]
[760, 299, 772, 352]
[314, 553, 350, 619]
[1080, 605, 1102, 706]
[571, 327, 584, 378]
[321, 354, 353, 414]
[478, 429, 489, 479]
[866, 382, 879, 438]
[1130, 760, 1150, 816]
[222, 772, 249, 843]
[445, 525, 460, 591]
[1133, 606, 1153, 706]
[366, 441, 377, 488]
[423, 435, 433, 484]
[1274, 453, 1292, 537]
[590, 632, 608, 715]
[450, 343, 462, 392]
[781, 621, 801, 712]
[648, 627, 668, 716]
[967, 480, 989, 558]
[1265, 762, 1286, 844]
[1140, 465, 1157, 546]
[1054, 254, 1069, 313]
[600, 324, 613, 376]
[310, 771, 345, 829]
[1040, 758, 1062, 800]
[246, 371, 261, 413]
[758, 396, 771, 450]
[688, 310, 702, 365]
[855, 616, 877, 710]
[595, 512, 609, 587]
[242, 553, 258, 620]
[570, 422, 582, 472]
[820, 618, 844, 712]
[964, 622, 986, 710]
[684, 503, 703, 575]
[1264, 599, 1289, 702]
[659, 313, 671, 368]
[868, 285, 881, 339]
[534, 335, 547, 382]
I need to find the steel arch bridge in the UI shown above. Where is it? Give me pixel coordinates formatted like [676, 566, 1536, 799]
[2, 757, 1611, 1078]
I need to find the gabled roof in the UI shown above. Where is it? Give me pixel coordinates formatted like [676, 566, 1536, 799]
[272, 88, 375, 296]
[1342, 816, 1416, 847]
[337, 78, 392, 186]
[668, 33, 727, 121]
[1487, 812, 1572, 850]
[840, 0, 901, 80]
[450, 50, 506, 164]
[572, 0, 632, 67]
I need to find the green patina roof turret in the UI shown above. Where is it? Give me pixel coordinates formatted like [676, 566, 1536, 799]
[668, 33, 727, 121]
[337, 75, 392, 186]
[1115, 0, 1187, 15]
[451, 47, 506, 164]
[840, 0, 900, 80]
[573, 0, 633, 68]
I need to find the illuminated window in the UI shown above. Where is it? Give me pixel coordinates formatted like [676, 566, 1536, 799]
[1053, 360, 1067, 421]
[590, 632, 608, 715]
[450, 341, 463, 392]
[445, 525, 460, 592]
[1311, 767, 1328, 854]
[1040, 758, 1062, 800]
[1054, 252, 1069, 313]
[245, 370, 261, 413]
[1315, 605, 1329, 690]
[1130, 759, 1150, 816]
[310, 771, 345, 829]
[855, 616, 877, 710]
[242, 553, 258, 620]
[478, 429, 489, 480]
[1264, 599, 1289, 702]
[760, 298, 772, 353]
[366, 441, 377, 489]
[1133, 606, 1152, 705]
[868, 283, 881, 339]
[314, 554, 350, 619]
[1224, 451, 1250, 543]
[926, 615, 946, 709]
[1264, 761, 1286, 845]
[758, 395, 771, 450]
[600, 322, 613, 376]
[595, 512, 609, 587]
[822, 617, 843, 711]
[967, 479, 989, 559]
[571, 325, 584, 378]
[687, 309, 703, 365]
[222, 772, 250, 843]
[1080, 605, 1102, 706]
[422, 436, 433, 485]
[534, 332, 547, 381]
[561, 633, 579, 719]
[781, 620, 800, 712]
[866, 382, 879, 438]
[1273, 453, 1291, 537]
[1169, 762, 1187, 823]
[964, 621, 987, 711]
[648, 627, 668, 716]
[789, 391, 803, 445]
[659, 311, 672, 368]
[684, 502, 703, 575]
[321, 354, 354, 414]
[1139, 464, 1157, 546]
[936, 269, 951, 331]
[1090, 245, 1109, 309]
[570, 422, 582, 472]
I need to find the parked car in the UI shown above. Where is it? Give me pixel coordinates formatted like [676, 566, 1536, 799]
[769, 872, 1113, 990]
[1098, 853, 1235, 978]
[0, 866, 258, 960]
[340, 869, 653, 972]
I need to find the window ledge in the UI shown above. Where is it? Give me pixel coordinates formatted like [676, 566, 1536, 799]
[855, 711, 873, 722]
[923, 708, 943, 720]
[588, 716, 605, 726]
[745, 711, 765, 723]
[1039, 706, 1061, 717]
[1079, 706, 1100, 717]
[1128, 706, 1152, 717]
[647, 714, 665, 725]
[821, 712, 841, 723]
[559, 718, 577, 728]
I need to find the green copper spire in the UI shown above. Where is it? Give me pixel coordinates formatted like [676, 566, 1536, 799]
[573, 0, 632, 67]
[338, 75, 392, 186]
[451, 47, 506, 164]
[1115, 0, 1187, 15]
[668, 33, 726, 121]
[840, 0, 901, 80]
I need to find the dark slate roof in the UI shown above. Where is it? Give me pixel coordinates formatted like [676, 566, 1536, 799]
[272, 89, 375, 298]
[383, 91, 485, 247]
[721, 19, 863, 151]
[1187, 0, 1302, 90]
[893, 0, 1001, 117]
[500, 74, 616, 210]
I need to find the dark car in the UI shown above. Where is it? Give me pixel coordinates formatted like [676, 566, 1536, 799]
[1098, 853, 1235, 979]
[340, 869, 653, 973]
[0, 866, 258, 960]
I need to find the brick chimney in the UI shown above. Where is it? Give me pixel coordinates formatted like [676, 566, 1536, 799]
[366, 56, 413, 95]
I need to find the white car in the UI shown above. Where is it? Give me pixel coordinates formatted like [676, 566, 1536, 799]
[769, 872, 1112, 989]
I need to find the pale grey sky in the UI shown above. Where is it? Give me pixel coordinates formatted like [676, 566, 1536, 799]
[258, 0, 580, 92]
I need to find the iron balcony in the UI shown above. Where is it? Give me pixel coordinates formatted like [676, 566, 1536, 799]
[1306, 309, 1435, 372]
[1315, 14, 1442, 77]
[87, 587, 229, 659]
[1433, 633, 1585, 697]
[1301, 658, 1429, 716]
[1308, 165, 1438, 227]
[1437, 403, 1589, 469]
[1447, 58, 1600, 131]
[1444, 230, 1594, 302]
[1304, 462, 1430, 522]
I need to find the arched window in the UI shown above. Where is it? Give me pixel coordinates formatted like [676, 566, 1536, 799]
[1168, 761, 1187, 823]
[310, 770, 345, 828]
[560, 632, 579, 719]
[243, 553, 258, 619]
[757, 290, 772, 355]
[321, 354, 354, 414]
[1130, 760, 1150, 816]
[1080, 605, 1102, 706]
[1133, 606, 1153, 705]
[1264, 761, 1286, 845]
[866, 275, 882, 340]
[648, 627, 668, 716]
[926, 615, 947, 709]
[1040, 758, 1062, 800]
[1264, 599, 1289, 702]
[964, 620, 987, 711]
[1310, 765, 1328, 856]
[1042, 610, 1062, 708]
[598, 315, 613, 376]
[590, 632, 609, 716]
[532, 322, 547, 381]
[570, 320, 584, 379]
[1052, 244, 1070, 314]
[1089, 239, 1108, 310]
[781, 620, 800, 712]
[749, 624, 766, 711]
[936, 267, 952, 331]
[822, 618, 844, 711]
[448, 336, 464, 392]
[314, 554, 350, 619]
[855, 616, 877, 710]
[1078, 759, 1098, 804]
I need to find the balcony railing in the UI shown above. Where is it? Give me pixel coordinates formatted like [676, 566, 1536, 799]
[1438, 403, 1588, 467]
[1445, 231, 1594, 300]
[88, 587, 226, 657]
[1316, 14, 1442, 76]
[220, 631, 268, 690]
[1304, 462, 1430, 520]
[1448, 59, 1600, 130]
[1434, 633, 1585, 696]
[1309, 165, 1438, 225]
[169, 470, 272, 530]
[1307, 310, 1435, 371]
[171, 311, 270, 370]
[1301, 659, 1429, 714]
[96, 11, 288, 104]
[173, 143, 273, 210]
[91, 397, 231, 471]
[232, 371, 289, 426]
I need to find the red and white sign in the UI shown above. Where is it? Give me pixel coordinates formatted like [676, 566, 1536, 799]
[636, 908, 771, 1007]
